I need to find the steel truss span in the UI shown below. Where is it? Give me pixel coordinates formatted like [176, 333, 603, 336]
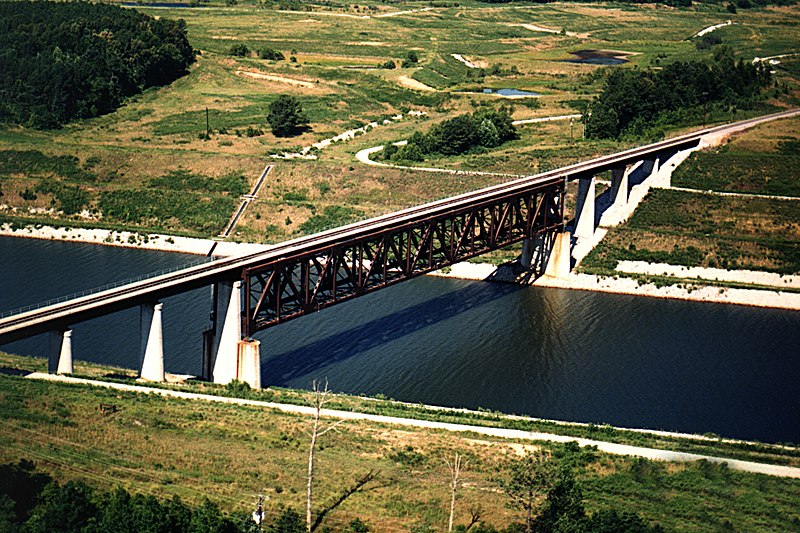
[244, 183, 565, 335]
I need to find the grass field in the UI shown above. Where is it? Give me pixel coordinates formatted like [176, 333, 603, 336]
[582, 116, 800, 277]
[0, 2, 798, 240]
[1, 352, 800, 531]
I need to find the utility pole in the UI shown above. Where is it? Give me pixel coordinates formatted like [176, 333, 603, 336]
[205, 107, 210, 140]
[253, 494, 264, 530]
[584, 107, 591, 140]
[569, 117, 574, 142]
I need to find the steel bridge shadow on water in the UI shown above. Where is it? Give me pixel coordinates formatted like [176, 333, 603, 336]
[259, 278, 525, 387]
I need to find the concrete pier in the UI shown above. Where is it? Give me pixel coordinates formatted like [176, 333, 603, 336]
[139, 303, 165, 382]
[211, 280, 242, 385]
[237, 339, 261, 389]
[544, 231, 572, 279]
[48, 329, 73, 375]
[520, 238, 534, 269]
[610, 166, 631, 209]
[574, 176, 596, 241]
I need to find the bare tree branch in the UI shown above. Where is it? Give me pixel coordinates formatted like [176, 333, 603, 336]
[445, 452, 469, 532]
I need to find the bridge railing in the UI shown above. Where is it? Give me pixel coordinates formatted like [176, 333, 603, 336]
[0, 257, 212, 320]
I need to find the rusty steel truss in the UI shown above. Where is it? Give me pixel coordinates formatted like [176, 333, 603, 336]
[243, 181, 565, 336]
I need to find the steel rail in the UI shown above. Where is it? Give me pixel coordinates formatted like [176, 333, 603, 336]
[1, 109, 796, 343]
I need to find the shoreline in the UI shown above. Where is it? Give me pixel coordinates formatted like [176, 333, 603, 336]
[429, 261, 800, 311]
[0, 222, 271, 258]
[3, 222, 799, 311]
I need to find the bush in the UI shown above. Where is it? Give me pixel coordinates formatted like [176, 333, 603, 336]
[259, 47, 285, 61]
[399, 106, 517, 159]
[696, 34, 722, 50]
[229, 43, 250, 57]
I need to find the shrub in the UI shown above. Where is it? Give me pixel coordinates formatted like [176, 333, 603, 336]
[228, 43, 250, 57]
[259, 47, 285, 61]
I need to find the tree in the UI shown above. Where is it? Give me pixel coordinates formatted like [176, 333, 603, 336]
[305, 379, 345, 532]
[25, 481, 97, 533]
[445, 453, 468, 532]
[188, 498, 236, 533]
[498, 450, 557, 533]
[259, 47, 285, 61]
[267, 95, 309, 137]
[534, 467, 585, 532]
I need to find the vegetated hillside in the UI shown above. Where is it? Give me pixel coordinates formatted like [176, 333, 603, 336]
[0, 1, 195, 129]
[586, 51, 772, 140]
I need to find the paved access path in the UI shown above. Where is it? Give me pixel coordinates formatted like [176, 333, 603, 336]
[28, 373, 800, 479]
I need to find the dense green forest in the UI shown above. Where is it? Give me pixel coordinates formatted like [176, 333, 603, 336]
[0, 1, 195, 129]
[586, 51, 772, 139]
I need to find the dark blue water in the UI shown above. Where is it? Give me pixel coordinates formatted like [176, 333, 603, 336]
[2, 236, 799, 443]
[565, 50, 628, 65]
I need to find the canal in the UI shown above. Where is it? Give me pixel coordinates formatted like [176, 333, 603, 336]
[1, 236, 799, 443]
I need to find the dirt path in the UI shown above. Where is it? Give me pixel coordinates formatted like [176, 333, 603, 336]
[27, 373, 800, 478]
[693, 21, 733, 38]
[397, 75, 437, 92]
[512, 23, 588, 39]
[451, 54, 480, 69]
[236, 70, 315, 88]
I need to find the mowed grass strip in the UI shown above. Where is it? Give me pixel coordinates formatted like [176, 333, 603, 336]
[673, 151, 800, 197]
[582, 188, 800, 274]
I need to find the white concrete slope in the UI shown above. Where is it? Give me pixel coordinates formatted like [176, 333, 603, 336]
[28, 373, 800, 479]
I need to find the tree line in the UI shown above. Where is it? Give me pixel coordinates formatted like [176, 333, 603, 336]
[585, 49, 772, 139]
[0, 1, 195, 129]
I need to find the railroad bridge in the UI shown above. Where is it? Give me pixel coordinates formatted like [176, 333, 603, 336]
[5, 115, 782, 388]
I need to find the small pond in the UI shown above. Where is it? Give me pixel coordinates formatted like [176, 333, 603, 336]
[457, 88, 541, 97]
[565, 50, 629, 65]
[121, 2, 194, 7]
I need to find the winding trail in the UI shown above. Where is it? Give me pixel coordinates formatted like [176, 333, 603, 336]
[354, 114, 581, 173]
[27, 373, 800, 479]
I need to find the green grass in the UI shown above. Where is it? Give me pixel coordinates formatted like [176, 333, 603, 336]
[0, 150, 96, 182]
[98, 189, 237, 234]
[581, 188, 800, 275]
[673, 149, 800, 197]
[1, 354, 800, 531]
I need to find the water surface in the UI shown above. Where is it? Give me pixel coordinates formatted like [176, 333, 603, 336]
[2, 236, 798, 443]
